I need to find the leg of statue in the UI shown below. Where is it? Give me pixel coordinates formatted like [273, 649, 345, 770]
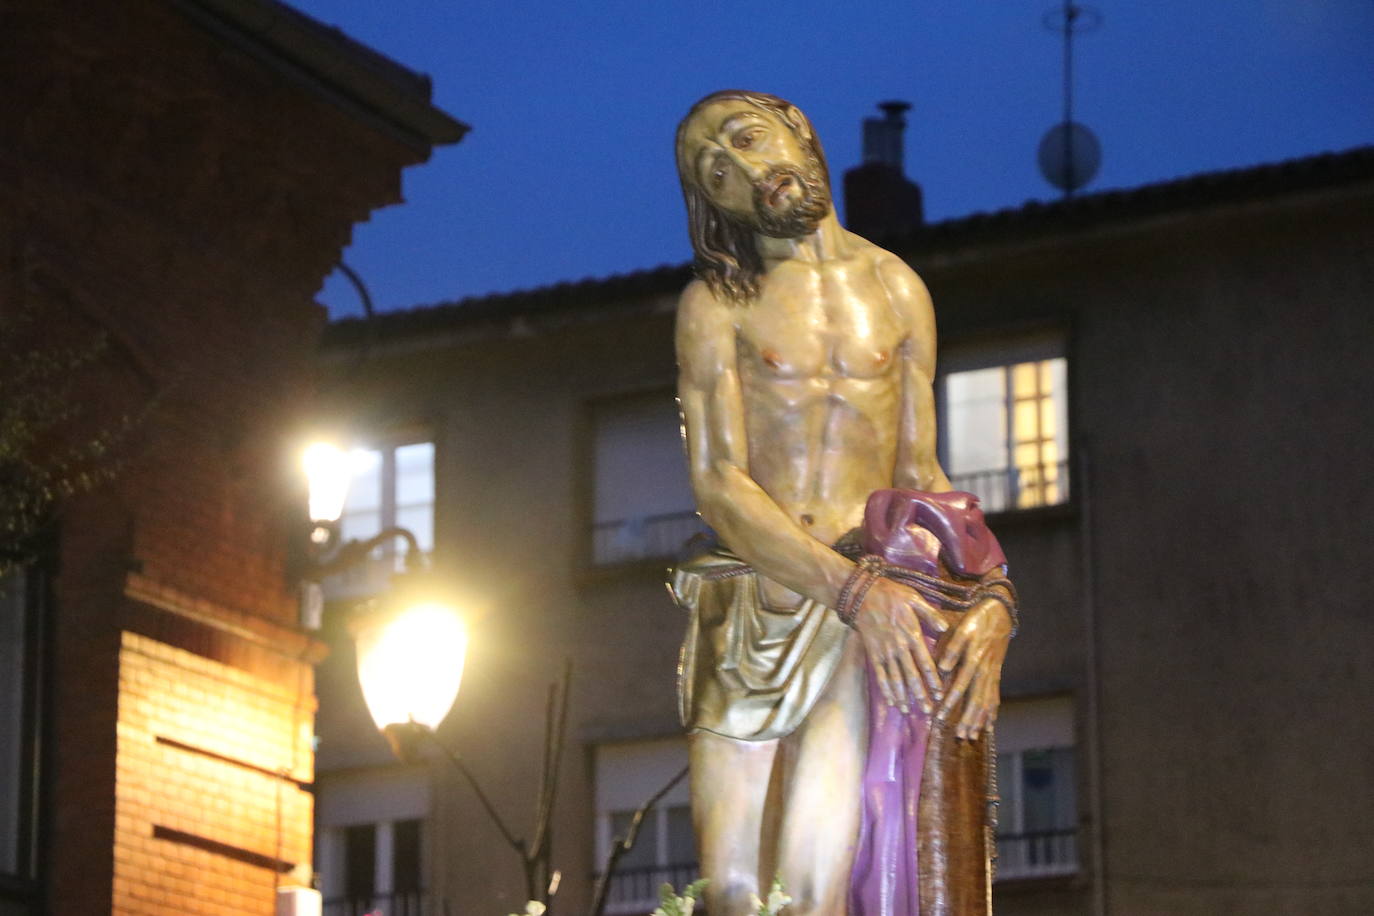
[775, 637, 867, 915]
[689, 730, 780, 914]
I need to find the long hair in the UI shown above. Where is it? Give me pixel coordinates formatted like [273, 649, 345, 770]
[675, 90, 831, 303]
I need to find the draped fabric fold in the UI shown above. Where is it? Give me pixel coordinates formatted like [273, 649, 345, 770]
[670, 546, 851, 742]
[847, 489, 1010, 916]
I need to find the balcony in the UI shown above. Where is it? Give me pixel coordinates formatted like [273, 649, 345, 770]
[596, 862, 704, 915]
[591, 511, 709, 567]
[948, 459, 1071, 514]
[323, 891, 428, 916]
[995, 828, 1079, 881]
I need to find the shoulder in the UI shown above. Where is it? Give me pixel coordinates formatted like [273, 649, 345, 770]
[676, 279, 737, 369]
[871, 250, 932, 313]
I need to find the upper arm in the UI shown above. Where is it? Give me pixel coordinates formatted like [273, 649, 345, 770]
[675, 281, 748, 492]
[878, 256, 950, 491]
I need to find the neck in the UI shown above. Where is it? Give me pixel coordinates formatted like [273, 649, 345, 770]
[755, 211, 849, 264]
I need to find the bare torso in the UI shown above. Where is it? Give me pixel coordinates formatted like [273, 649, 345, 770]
[736, 236, 908, 608]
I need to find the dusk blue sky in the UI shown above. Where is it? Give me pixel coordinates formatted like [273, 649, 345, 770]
[294, 0, 1374, 319]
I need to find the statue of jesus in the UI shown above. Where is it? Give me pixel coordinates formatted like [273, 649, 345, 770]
[671, 90, 1015, 915]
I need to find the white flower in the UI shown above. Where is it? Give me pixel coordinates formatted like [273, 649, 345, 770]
[749, 875, 793, 915]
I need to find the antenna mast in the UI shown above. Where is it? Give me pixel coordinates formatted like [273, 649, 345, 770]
[1038, 2, 1102, 198]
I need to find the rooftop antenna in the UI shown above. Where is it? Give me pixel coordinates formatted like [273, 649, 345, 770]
[1038, 2, 1102, 197]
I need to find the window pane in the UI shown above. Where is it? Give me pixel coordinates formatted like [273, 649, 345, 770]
[0, 570, 26, 876]
[1011, 361, 1039, 396]
[394, 443, 434, 506]
[395, 505, 434, 554]
[945, 367, 1007, 474]
[591, 397, 703, 564]
[1013, 400, 1041, 443]
[665, 805, 695, 864]
[392, 819, 422, 894]
[1039, 398, 1057, 441]
[995, 752, 1020, 836]
[339, 509, 382, 546]
[1048, 357, 1069, 460]
[944, 349, 1068, 513]
[344, 823, 377, 898]
[345, 449, 383, 512]
[609, 810, 657, 870]
[593, 398, 695, 523]
[1020, 748, 1077, 832]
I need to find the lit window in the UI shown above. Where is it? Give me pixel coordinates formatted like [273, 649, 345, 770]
[940, 336, 1069, 512]
[993, 696, 1079, 881]
[333, 440, 435, 591]
[594, 737, 697, 913]
[589, 394, 706, 566]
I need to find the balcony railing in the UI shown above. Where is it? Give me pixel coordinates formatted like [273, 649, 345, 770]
[995, 828, 1079, 881]
[948, 459, 1071, 514]
[323, 891, 428, 916]
[591, 510, 709, 566]
[595, 862, 703, 914]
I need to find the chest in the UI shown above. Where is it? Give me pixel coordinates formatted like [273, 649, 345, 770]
[737, 265, 904, 380]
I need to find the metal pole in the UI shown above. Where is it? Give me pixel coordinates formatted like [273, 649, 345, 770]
[1063, 1, 1076, 199]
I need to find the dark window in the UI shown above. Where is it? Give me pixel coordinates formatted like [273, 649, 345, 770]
[343, 823, 377, 900]
[391, 818, 422, 895]
[1, 564, 44, 910]
[589, 393, 706, 566]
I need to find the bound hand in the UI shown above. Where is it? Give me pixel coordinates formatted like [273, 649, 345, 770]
[934, 595, 1012, 740]
[853, 577, 955, 716]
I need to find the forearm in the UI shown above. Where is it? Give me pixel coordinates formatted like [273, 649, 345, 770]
[696, 462, 854, 607]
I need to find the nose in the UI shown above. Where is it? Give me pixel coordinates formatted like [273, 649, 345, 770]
[721, 146, 766, 181]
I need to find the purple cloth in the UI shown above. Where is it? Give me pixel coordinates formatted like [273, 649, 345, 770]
[849, 635, 937, 916]
[847, 489, 1002, 916]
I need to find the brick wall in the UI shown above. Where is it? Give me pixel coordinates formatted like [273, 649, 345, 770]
[114, 632, 314, 916]
[0, 0, 450, 911]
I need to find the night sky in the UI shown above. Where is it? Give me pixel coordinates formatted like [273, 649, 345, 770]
[292, 0, 1374, 319]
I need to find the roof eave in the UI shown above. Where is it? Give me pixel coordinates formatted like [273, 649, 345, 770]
[175, 0, 469, 152]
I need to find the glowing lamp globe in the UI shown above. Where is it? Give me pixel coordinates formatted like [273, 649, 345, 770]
[353, 600, 467, 758]
[303, 442, 353, 528]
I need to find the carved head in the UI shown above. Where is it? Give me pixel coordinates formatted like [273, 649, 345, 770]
[675, 90, 833, 302]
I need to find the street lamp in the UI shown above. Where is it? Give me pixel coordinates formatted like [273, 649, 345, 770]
[300, 438, 568, 910]
[352, 596, 468, 759]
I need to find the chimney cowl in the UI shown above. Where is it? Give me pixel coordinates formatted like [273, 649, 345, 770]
[862, 100, 912, 170]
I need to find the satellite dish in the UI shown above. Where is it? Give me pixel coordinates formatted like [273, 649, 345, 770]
[1038, 121, 1101, 193]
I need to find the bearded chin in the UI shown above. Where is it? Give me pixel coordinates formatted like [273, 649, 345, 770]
[750, 162, 832, 239]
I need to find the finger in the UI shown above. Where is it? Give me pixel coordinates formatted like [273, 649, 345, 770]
[938, 643, 987, 724]
[892, 644, 928, 716]
[910, 632, 943, 706]
[885, 655, 912, 714]
[938, 622, 972, 674]
[912, 595, 950, 634]
[960, 677, 994, 740]
[869, 647, 899, 710]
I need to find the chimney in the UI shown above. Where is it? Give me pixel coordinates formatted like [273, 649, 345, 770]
[844, 101, 925, 240]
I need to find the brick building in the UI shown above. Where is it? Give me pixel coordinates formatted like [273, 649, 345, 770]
[0, 1, 463, 913]
[314, 144, 1374, 915]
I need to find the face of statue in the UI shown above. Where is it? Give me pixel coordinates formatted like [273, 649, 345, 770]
[678, 99, 832, 239]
